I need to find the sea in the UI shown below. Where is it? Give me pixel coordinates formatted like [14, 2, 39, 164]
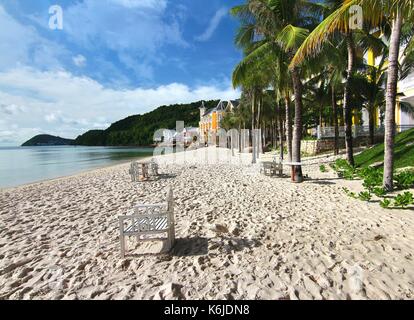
[0, 146, 154, 188]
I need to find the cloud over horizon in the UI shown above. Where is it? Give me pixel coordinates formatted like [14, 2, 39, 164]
[0, 67, 239, 145]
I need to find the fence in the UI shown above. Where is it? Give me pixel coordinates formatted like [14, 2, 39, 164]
[316, 125, 414, 139]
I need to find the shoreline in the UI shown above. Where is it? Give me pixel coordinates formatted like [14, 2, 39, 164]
[0, 146, 381, 192]
[0, 155, 154, 192]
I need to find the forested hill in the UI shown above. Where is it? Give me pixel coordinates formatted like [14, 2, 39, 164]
[22, 135, 74, 146]
[74, 100, 219, 146]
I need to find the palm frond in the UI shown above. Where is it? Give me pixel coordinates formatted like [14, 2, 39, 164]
[276, 24, 309, 51]
[290, 0, 387, 68]
[234, 24, 257, 50]
[399, 101, 414, 116]
[232, 41, 275, 88]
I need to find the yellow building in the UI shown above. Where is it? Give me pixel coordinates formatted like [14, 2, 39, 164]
[199, 100, 239, 142]
[364, 46, 414, 130]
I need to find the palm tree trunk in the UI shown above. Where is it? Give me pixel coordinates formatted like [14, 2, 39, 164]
[251, 91, 257, 164]
[291, 67, 304, 183]
[332, 85, 339, 155]
[238, 124, 242, 153]
[277, 101, 284, 160]
[285, 94, 293, 162]
[383, 10, 403, 191]
[257, 97, 262, 158]
[369, 105, 375, 146]
[256, 96, 262, 129]
[319, 104, 323, 128]
[339, 106, 345, 126]
[344, 33, 355, 166]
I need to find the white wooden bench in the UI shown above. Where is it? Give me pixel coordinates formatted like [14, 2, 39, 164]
[150, 159, 159, 176]
[119, 188, 175, 257]
[129, 160, 159, 182]
[260, 161, 283, 177]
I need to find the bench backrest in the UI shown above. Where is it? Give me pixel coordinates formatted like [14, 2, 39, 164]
[121, 187, 174, 234]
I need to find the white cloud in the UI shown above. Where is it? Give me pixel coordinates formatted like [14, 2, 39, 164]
[73, 55, 87, 67]
[0, 6, 68, 70]
[62, 0, 187, 77]
[195, 7, 228, 42]
[0, 67, 239, 145]
[0, 103, 26, 115]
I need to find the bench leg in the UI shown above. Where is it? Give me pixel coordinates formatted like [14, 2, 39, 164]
[120, 221, 126, 258]
[120, 235, 125, 258]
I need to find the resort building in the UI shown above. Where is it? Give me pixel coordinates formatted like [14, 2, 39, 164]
[361, 47, 414, 131]
[199, 100, 240, 142]
[399, 72, 414, 127]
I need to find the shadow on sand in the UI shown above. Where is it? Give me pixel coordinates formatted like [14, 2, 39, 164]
[172, 236, 262, 257]
[126, 236, 262, 258]
[171, 237, 209, 257]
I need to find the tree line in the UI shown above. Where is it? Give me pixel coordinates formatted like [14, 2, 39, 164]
[226, 0, 414, 189]
[74, 100, 219, 147]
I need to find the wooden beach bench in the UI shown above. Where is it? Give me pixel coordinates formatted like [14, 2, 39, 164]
[119, 188, 175, 258]
[260, 160, 283, 177]
[150, 159, 159, 176]
[129, 160, 159, 182]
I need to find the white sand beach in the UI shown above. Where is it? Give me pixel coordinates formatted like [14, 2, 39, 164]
[0, 147, 413, 300]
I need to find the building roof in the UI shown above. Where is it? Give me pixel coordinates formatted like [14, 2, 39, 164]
[201, 99, 240, 117]
[229, 99, 240, 108]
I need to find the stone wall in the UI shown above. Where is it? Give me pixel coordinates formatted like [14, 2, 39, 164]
[301, 135, 385, 156]
[301, 140, 337, 156]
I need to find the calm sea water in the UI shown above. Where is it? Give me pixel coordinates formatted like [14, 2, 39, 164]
[0, 146, 154, 188]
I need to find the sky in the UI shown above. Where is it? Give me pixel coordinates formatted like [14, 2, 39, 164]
[0, 0, 242, 146]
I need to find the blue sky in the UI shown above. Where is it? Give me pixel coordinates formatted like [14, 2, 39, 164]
[0, 0, 242, 145]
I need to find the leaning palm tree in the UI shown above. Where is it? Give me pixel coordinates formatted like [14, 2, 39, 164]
[291, 0, 414, 190]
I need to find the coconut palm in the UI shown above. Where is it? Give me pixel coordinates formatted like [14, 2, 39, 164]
[290, 0, 414, 189]
[231, 0, 325, 181]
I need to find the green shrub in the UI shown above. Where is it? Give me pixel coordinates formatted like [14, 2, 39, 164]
[342, 187, 357, 199]
[394, 192, 414, 208]
[358, 191, 372, 202]
[359, 167, 383, 191]
[319, 165, 327, 173]
[372, 187, 387, 198]
[394, 171, 414, 190]
[332, 159, 357, 180]
[380, 199, 392, 209]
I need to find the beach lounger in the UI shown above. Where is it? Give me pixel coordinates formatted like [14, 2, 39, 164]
[119, 188, 175, 257]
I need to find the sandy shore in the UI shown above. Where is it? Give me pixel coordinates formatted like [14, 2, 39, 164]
[0, 147, 413, 300]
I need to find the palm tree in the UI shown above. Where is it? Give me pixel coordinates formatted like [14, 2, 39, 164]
[232, 0, 324, 181]
[290, 0, 414, 189]
[358, 57, 387, 145]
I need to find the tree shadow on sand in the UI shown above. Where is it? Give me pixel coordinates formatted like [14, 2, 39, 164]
[171, 236, 262, 257]
[157, 173, 177, 180]
[306, 180, 336, 185]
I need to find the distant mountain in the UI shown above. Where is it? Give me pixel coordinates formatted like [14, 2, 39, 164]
[22, 134, 74, 147]
[74, 100, 220, 146]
